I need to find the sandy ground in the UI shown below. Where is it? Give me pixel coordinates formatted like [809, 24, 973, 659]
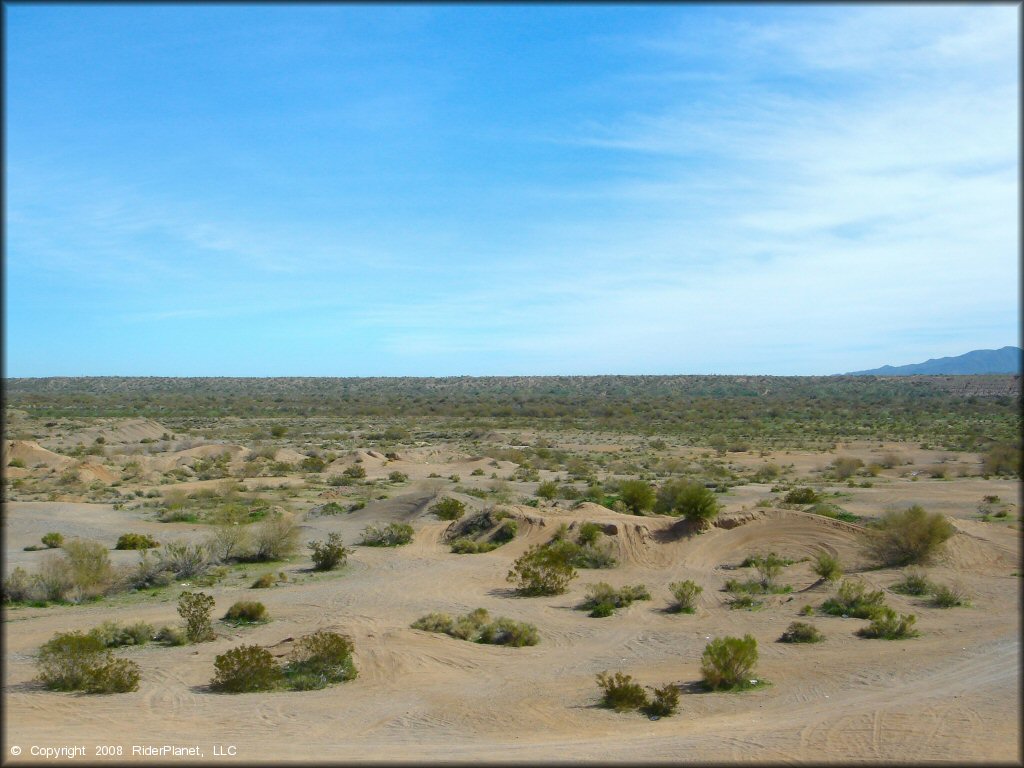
[2, 441, 1021, 764]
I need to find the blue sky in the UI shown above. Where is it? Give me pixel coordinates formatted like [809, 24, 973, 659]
[5, 4, 1019, 376]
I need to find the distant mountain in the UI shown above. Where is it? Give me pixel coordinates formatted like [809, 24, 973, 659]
[845, 346, 1022, 376]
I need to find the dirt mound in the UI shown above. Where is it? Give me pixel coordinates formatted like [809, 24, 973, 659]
[274, 448, 309, 464]
[3, 440, 73, 470]
[75, 462, 117, 484]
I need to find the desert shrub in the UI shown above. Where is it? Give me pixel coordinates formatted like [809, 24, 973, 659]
[115, 532, 159, 550]
[178, 591, 216, 642]
[251, 572, 280, 588]
[89, 621, 154, 648]
[431, 497, 465, 520]
[727, 594, 764, 610]
[890, 569, 933, 596]
[982, 441, 1020, 476]
[596, 671, 648, 712]
[223, 600, 268, 625]
[655, 480, 720, 523]
[206, 524, 250, 563]
[747, 552, 786, 589]
[617, 480, 656, 514]
[154, 626, 187, 646]
[36, 553, 75, 602]
[644, 683, 680, 717]
[388, 471, 408, 483]
[360, 522, 413, 547]
[783, 487, 820, 505]
[580, 582, 650, 617]
[812, 552, 842, 582]
[41, 532, 64, 549]
[536, 480, 559, 500]
[412, 609, 538, 646]
[8, 457, 26, 468]
[411, 612, 455, 633]
[558, 538, 618, 569]
[63, 539, 113, 596]
[492, 519, 518, 543]
[507, 543, 578, 596]
[36, 631, 140, 693]
[249, 512, 300, 562]
[856, 608, 919, 639]
[668, 580, 702, 613]
[211, 644, 283, 693]
[475, 617, 540, 647]
[2, 567, 42, 604]
[831, 457, 864, 480]
[930, 583, 968, 608]
[124, 551, 174, 590]
[282, 631, 357, 689]
[342, 464, 367, 479]
[577, 522, 603, 546]
[83, 657, 141, 693]
[800, 604, 815, 615]
[309, 533, 350, 571]
[700, 635, 759, 690]
[864, 505, 955, 567]
[821, 579, 887, 619]
[300, 455, 327, 473]
[450, 538, 498, 554]
[158, 541, 212, 580]
[779, 621, 824, 643]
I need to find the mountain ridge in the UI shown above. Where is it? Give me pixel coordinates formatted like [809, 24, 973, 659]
[845, 346, 1022, 376]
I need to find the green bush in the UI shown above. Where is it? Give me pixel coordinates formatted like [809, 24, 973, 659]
[211, 645, 283, 693]
[388, 471, 409, 483]
[536, 480, 559, 500]
[864, 505, 955, 566]
[309, 533, 350, 571]
[342, 465, 367, 479]
[747, 552, 786, 589]
[282, 631, 357, 690]
[360, 522, 413, 547]
[41, 532, 64, 549]
[982, 442, 1020, 476]
[580, 582, 650, 617]
[700, 635, 759, 690]
[783, 487, 820, 505]
[178, 591, 216, 642]
[507, 543, 577, 596]
[856, 608, 919, 639]
[596, 671, 648, 712]
[251, 572, 280, 588]
[115, 533, 159, 550]
[617, 480, 655, 514]
[36, 631, 140, 693]
[492, 519, 518, 543]
[431, 497, 465, 520]
[654, 480, 720, 523]
[821, 579, 887, 619]
[88, 621, 154, 648]
[412, 609, 538, 646]
[779, 621, 824, 643]
[812, 552, 842, 582]
[930, 583, 968, 608]
[450, 538, 498, 554]
[890, 569, 933, 596]
[223, 601, 268, 625]
[831, 457, 864, 480]
[577, 522, 603, 546]
[668, 580, 702, 613]
[727, 594, 764, 610]
[643, 683, 680, 717]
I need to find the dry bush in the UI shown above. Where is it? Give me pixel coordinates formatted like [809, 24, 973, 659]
[779, 621, 824, 643]
[223, 601, 268, 624]
[36, 631, 140, 693]
[249, 512, 300, 561]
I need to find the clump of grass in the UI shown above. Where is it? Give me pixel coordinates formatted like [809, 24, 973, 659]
[667, 580, 702, 614]
[821, 579, 887, 619]
[890, 569, 933, 596]
[411, 608, 538, 646]
[930, 583, 968, 608]
[223, 601, 268, 625]
[779, 621, 824, 643]
[856, 607, 919, 639]
[580, 582, 651, 617]
[450, 538, 499, 554]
